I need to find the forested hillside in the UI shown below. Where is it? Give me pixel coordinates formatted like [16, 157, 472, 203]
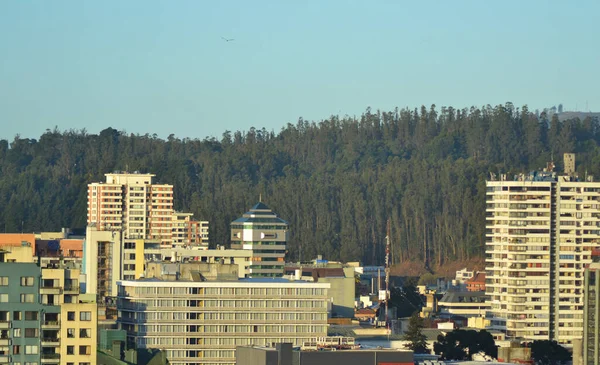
[1, 103, 600, 269]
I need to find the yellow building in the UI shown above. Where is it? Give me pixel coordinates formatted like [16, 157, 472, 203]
[60, 298, 97, 365]
[0, 245, 33, 263]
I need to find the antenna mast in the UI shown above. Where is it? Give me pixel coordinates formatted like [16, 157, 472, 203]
[385, 219, 391, 331]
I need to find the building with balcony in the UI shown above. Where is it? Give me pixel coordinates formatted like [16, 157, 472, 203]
[0, 248, 98, 365]
[172, 212, 209, 248]
[59, 300, 97, 365]
[230, 202, 288, 277]
[583, 251, 600, 365]
[117, 277, 329, 365]
[485, 153, 600, 344]
[87, 172, 208, 249]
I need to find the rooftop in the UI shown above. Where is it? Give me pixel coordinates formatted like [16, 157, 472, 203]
[231, 202, 289, 225]
[439, 290, 489, 304]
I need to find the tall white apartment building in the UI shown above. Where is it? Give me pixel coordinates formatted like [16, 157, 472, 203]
[117, 279, 329, 365]
[87, 172, 208, 249]
[486, 154, 600, 344]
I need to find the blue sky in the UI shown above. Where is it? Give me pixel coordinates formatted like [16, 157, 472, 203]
[1, 1, 598, 140]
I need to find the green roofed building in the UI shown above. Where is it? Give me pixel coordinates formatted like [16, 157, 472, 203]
[230, 202, 288, 277]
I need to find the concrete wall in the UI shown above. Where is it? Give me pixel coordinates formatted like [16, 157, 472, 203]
[319, 267, 356, 318]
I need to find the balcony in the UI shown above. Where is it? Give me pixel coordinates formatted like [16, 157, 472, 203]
[0, 355, 9, 364]
[41, 321, 60, 329]
[0, 338, 9, 346]
[63, 285, 79, 294]
[41, 337, 60, 346]
[41, 353, 60, 363]
[40, 287, 62, 295]
[0, 322, 8, 330]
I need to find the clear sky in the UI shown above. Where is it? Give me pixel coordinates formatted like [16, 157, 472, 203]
[1, 1, 598, 140]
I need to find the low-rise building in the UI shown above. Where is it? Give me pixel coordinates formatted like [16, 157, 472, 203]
[235, 343, 413, 365]
[466, 271, 486, 292]
[438, 290, 490, 319]
[162, 247, 252, 278]
[285, 265, 355, 318]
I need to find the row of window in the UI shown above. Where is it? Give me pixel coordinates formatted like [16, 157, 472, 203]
[0, 293, 35, 303]
[124, 286, 326, 296]
[120, 298, 326, 309]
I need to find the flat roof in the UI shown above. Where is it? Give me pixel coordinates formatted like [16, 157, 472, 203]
[118, 278, 330, 289]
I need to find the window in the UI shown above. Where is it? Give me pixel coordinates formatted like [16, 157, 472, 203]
[24, 328, 38, 338]
[24, 311, 38, 321]
[80, 312, 91, 321]
[0, 294, 7, 303]
[13, 311, 21, 320]
[20, 294, 34, 303]
[67, 312, 75, 321]
[79, 345, 90, 355]
[20, 277, 34, 286]
[0, 277, 7, 286]
[67, 328, 75, 338]
[67, 363, 74, 365]
[13, 345, 20, 354]
[79, 363, 91, 365]
[13, 328, 21, 337]
[25, 345, 38, 354]
[79, 328, 91, 338]
[67, 346, 74, 355]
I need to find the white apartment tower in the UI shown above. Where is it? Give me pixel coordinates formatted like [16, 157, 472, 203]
[87, 172, 208, 249]
[486, 154, 600, 344]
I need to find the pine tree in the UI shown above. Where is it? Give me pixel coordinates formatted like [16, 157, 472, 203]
[403, 312, 428, 354]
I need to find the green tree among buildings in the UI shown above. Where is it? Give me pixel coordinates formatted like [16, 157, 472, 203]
[402, 313, 428, 354]
[433, 329, 497, 361]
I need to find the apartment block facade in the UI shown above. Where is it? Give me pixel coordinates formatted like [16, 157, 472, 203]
[0, 255, 97, 365]
[486, 156, 600, 344]
[87, 172, 208, 249]
[117, 279, 329, 365]
[583, 261, 600, 365]
[230, 202, 288, 277]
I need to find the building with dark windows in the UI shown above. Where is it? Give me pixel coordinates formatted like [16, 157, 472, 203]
[230, 202, 288, 277]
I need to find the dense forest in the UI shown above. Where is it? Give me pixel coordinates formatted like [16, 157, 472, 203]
[1, 103, 600, 270]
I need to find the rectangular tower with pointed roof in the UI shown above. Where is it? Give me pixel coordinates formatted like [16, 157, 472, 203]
[230, 203, 288, 277]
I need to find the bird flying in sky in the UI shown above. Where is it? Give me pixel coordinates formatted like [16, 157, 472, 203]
[221, 37, 234, 42]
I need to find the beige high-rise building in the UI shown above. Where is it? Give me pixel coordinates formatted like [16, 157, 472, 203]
[87, 172, 208, 249]
[486, 154, 600, 344]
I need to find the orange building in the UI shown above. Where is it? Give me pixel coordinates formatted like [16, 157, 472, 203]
[0, 233, 36, 256]
[466, 271, 486, 292]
